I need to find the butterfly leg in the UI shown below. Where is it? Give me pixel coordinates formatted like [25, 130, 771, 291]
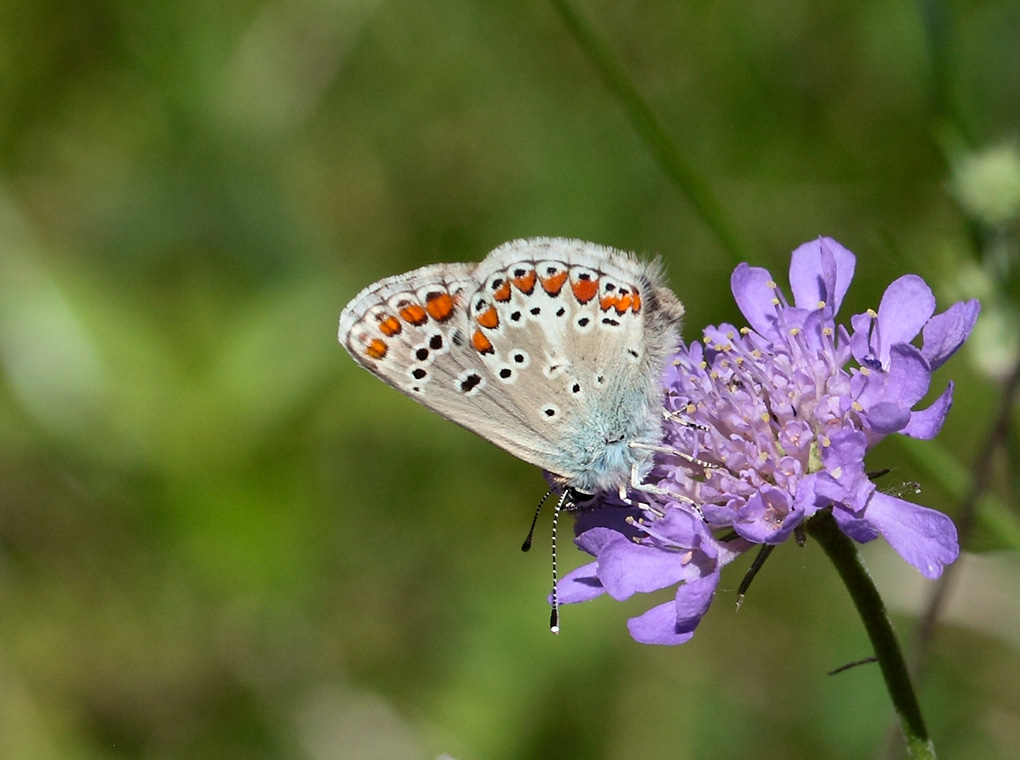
[626, 461, 704, 519]
[628, 441, 718, 470]
[663, 409, 710, 430]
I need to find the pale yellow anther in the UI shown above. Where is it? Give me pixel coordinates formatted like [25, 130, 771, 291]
[772, 297, 780, 306]
[740, 326, 751, 334]
[866, 308, 878, 319]
[789, 327, 801, 336]
[851, 401, 863, 412]
[817, 300, 826, 310]
[823, 327, 833, 336]
[860, 367, 871, 376]
[831, 466, 842, 479]
[766, 280, 777, 289]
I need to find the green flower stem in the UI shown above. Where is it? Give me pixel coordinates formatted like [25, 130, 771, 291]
[806, 511, 936, 760]
[548, 0, 753, 267]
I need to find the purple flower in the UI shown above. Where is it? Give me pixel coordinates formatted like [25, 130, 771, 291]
[559, 238, 980, 645]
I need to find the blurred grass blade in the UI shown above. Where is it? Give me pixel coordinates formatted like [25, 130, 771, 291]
[549, 0, 753, 265]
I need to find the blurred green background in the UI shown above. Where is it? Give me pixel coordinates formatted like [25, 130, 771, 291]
[1, 0, 1018, 758]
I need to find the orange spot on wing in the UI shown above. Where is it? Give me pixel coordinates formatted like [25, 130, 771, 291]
[512, 269, 536, 294]
[399, 302, 428, 325]
[365, 338, 388, 360]
[377, 314, 402, 336]
[476, 306, 500, 329]
[425, 291, 455, 321]
[541, 270, 568, 295]
[615, 293, 632, 314]
[631, 292, 642, 313]
[599, 295, 617, 312]
[571, 277, 599, 304]
[471, 329, 494, 354]
[493, 280, 512, 302]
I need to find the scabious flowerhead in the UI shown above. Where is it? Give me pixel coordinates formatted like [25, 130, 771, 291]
[559, 238, 981, 645]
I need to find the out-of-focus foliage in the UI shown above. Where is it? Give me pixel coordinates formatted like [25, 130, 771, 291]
[0, 1, 1017, 758]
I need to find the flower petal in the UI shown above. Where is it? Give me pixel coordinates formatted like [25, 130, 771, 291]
[733, 487, 802, 543]
[731, 263, 780, 336]
[857, 344, 932, 420]
[673, 569, 721, 628]
[789, 237, 856, 313]
[884, 343, 932, 406]
[901, 382, 954, 439]
[922, 300, 981, 370]
[626, 570, 720, 645]
[575, 526, 631, 557]
[863, 491, 959, 579]
[875, 275, 936, 357]
[627, 600, 697, 646]
[557, 561, 606, 604]
[598, 539, 688, 600]
[864, 401, 913, 434]
[832, 507, 880, 542]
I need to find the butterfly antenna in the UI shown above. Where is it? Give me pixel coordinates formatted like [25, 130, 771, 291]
[549, 489, 571, 634]
[521, 488, 554, 552]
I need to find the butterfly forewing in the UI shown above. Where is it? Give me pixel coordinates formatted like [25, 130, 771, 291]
[339, 259, 565, 469]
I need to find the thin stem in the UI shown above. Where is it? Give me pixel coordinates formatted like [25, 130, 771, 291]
[548, 0, 753, 267]
[915, 0, 971, 146]
[806, 511, 936, 760]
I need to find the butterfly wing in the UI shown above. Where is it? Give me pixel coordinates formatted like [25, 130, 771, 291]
[466, 238, 684, 493]
[339, 260, 567, 468]
[339, 239, 684, 494]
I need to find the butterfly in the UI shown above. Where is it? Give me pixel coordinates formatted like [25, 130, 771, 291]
[338, 237, 684, 502]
